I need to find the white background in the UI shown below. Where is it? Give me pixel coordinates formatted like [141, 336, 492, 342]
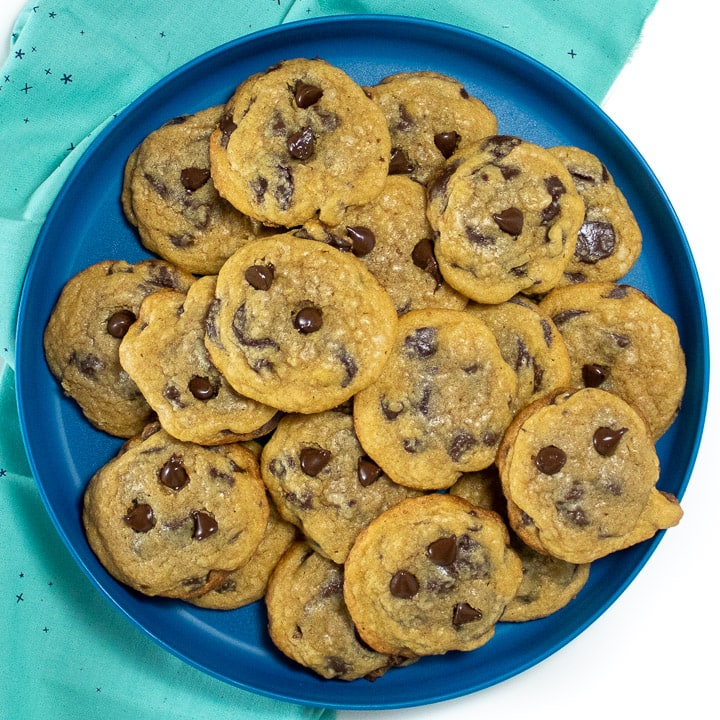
[2, 2, 717, 719]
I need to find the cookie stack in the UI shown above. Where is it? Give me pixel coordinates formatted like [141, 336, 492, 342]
[43, 57, 686, 681]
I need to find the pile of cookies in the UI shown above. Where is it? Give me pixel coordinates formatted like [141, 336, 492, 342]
[43, 58, 686, 681]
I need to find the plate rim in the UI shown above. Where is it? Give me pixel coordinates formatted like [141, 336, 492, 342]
[14, 13, 710, 710]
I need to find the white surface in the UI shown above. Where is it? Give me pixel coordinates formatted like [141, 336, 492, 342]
[1, 2, 717, 719]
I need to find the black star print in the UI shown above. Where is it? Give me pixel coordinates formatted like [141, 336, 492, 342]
[14, 49, 25, 60]
[45, 68, 51, 75]
[19, 571, 24, 577]
[4, 75, 10, 83]
[66, 142, 75, 152]
[159, 31, 166, 38]
[33, 5, 39, 11]
[60, 73, 72, 84]
[16, 593, 24, 603]
[0, 468, 7, 477]
[568, 49, 577, 59]
[43, 626, 49, 633]
[20, 83, 32, 94]
[49, 11, 56, 19]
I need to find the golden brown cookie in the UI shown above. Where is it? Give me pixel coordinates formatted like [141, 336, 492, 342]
[121, 106, 272, 275]
[82, 423, 269, 598]
[298, 175, 467, 315]
[369, 70, 498, 185]
[547, 145, 642, 284]
[353, 308, 517, 490]
[426, 135, 585, 303]
[343, 494, 523, 658]
[204, 234, 398, 414]
[260, 410, 422, 563]
[43, 259, 195, 437]
[496, 387, 682, 564]
[266, 541, 410, 680]
[209, 58, 391, 227]
[539, 282, 686, 440]
[118, 275, 280, 445]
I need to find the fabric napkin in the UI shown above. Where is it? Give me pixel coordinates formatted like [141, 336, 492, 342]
[0, 1, 657, 718]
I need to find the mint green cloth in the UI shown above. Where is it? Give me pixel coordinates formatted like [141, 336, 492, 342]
[0, 1, 657, 717]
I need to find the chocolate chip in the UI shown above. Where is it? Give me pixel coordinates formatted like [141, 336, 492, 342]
[534, 445, 566, 474]
[293, 306, 323, 334]
[294, 80, 323, 108]
[106, 309, 136, 338]
[357, 456, 383, 486]
[180, 167, 210, 192]
[389, 570, 419, 598]
[465, 225, 495, 246]
[191, 510, 218, 540]
[346, 226, 376, 256]
[582, 363, 609, 387]
[158, 454, 190, 490]
[380, 397, 404, 420]
[286, 126, 315, 160]
[576, 221, 616, 264]
[299, 447, 332, 476]
[500, 165, 521, 181]
[452, 602, 482, 626]
[403, 326, 438, 358]
[245, 263, 275, 290]
[411, 237, 443, 288]
[388, 147, 414, 175]
[232, 304, 280, 350]
[218, 112, 237, 148]
[434, 131, 460, 159]
[250, 175, 268, 203]
[482, 135, 522, 159]
[448, 432, 478, 462]
[337, 347, 358, 388]
[427, 535, 457, 566]
[163, 384, 183, 407]
[428, 159, 461, 200]
[605, 284, 630, 300]
[593, 426, 628, 456]
[551, 309, 587, 326]
[123, 501, 156, 533]
[188, 375, 218, 401]
[493, 207, 523, 236]
[395, 103, 415, 131]
[275, 165, 294, 209]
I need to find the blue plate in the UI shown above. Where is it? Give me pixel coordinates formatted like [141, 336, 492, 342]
[15, 15, 709, 710]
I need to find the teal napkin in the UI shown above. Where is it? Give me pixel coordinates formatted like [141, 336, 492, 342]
[0, 1, 657, 717]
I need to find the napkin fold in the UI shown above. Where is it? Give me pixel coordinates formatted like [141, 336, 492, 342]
[0, 1, 657, 718]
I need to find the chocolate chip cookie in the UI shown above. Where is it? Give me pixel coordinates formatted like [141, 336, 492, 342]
[298, 175, 467, 316]
[426, 135, 585, 303]
[548, 145, 642, 284]
[82, 423, 269, 598]
[118, 275, 280, 445]
[343, 494, 523, 657]
[260, 410, 422, 563]
[122, 106, 272, 275]
[353, 308, 517, 490]
[539, 281, 686, 440]
[204, 234, 398, 414]
[209, 58, 391, 227]
[44, 259, 195, 437]
[496, 387, 683, 564]
[465, 294, 571, 412]
[369, 70, 498, 185]
[266, 541, 410, 680]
